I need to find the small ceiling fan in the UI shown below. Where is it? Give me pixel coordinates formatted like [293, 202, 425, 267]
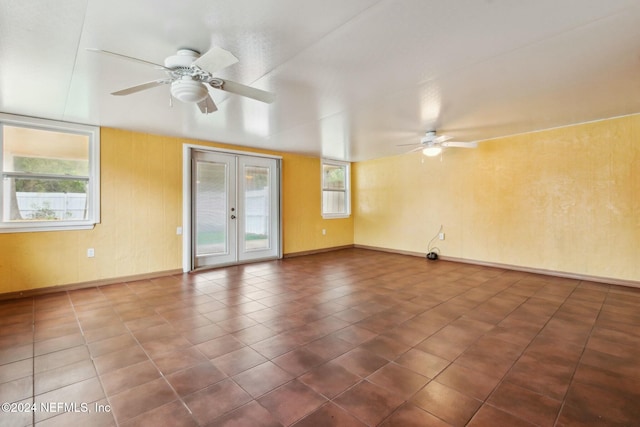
[87, 46, 275, 114]
[400, 131, 477, 157]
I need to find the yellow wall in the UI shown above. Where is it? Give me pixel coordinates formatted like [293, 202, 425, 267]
[0, 128, 353, 294]
[6, 113, 635, 294]
[354, 114, 640, 282]
[282, 154, 354, 253]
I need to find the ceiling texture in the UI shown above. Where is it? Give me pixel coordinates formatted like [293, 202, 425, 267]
[1, 0, 640, 162]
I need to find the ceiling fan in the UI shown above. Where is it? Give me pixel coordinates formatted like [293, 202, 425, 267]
[87, 46, 275, 114]
[400, 131, 477, 157]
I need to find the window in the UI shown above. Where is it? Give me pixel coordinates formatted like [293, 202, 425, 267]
[322, 159, 350, 218]
[0, 113, 100, 232]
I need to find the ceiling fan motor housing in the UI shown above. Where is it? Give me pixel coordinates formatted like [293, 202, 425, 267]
[420, 131, 437, 144]
[164, 49, 200, 68]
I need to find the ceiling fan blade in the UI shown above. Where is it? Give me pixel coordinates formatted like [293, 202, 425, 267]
[197, 94, 218, 114]
[397, 142, 420, 147]
[193, 46, 239, 73]
[433, 135, 453, 144]
[111, 79, 171, 96]
[442, 141, 478, 148]
[86, 48, 171, 71]
[216, 79, 275, 104]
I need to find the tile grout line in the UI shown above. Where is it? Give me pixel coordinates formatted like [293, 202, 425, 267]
[406, 273, 563, 425]
[472, 281, 571, 425]
[372, 271, 531, 426]
[100, 281, 200, 427]
[291, 269, 514, 426]
[112, 273, 286, 425]
[551, 281, 610, 427]
[67, 287, 119, 427]
[480, 279, 606, 426]
[6, 250, 635, 426]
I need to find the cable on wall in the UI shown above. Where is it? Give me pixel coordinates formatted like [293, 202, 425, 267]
[427, 225, 442, 260]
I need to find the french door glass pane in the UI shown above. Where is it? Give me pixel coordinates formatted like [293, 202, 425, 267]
[196, 161, 227, 256]
[244, 165, 270, 251]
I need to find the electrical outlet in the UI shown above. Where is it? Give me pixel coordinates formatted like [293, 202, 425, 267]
[322, 229, 326, 235]
[438, 232, 445, 240]
[87, 248, 95, 258]
[176, 226, 183, 235]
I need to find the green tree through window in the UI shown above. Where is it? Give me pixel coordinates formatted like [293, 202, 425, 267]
[14, 157, 88, 193]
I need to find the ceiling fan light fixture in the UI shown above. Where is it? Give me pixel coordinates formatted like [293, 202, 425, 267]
[422, 146, 442, 157]
[170, 77, 208, 103]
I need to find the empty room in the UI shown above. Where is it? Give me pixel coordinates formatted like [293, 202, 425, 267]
[1, 1, 639, 426]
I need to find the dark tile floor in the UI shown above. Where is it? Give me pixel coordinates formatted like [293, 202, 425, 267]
[1, 248, 639, 426]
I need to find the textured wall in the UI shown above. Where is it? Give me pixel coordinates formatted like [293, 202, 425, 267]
[354, 114, 640, 282]
[281, 154, 354, 254]
[0, 128, 353, 293]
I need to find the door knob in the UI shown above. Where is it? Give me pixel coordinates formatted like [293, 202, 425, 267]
[230, 215, 236, 219]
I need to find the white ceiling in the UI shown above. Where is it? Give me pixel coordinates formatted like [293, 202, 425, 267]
[1, 0, 640, 161]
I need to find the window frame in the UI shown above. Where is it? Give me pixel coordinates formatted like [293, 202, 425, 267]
[0, 113, 100, 233]
[321, 159, 351, 219]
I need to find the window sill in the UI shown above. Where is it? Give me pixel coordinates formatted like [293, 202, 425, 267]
[322, 214, 351, 220]
[0, 223, 97, 233]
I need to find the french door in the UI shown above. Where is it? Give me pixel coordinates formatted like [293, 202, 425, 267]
[191, 149, 280, 269]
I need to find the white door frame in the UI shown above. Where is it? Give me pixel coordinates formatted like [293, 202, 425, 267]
[182, 144, 282, 272]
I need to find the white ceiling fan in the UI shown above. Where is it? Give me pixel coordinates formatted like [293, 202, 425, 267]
[400, 131, 477, 157]
[87, 46, 275, 114]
